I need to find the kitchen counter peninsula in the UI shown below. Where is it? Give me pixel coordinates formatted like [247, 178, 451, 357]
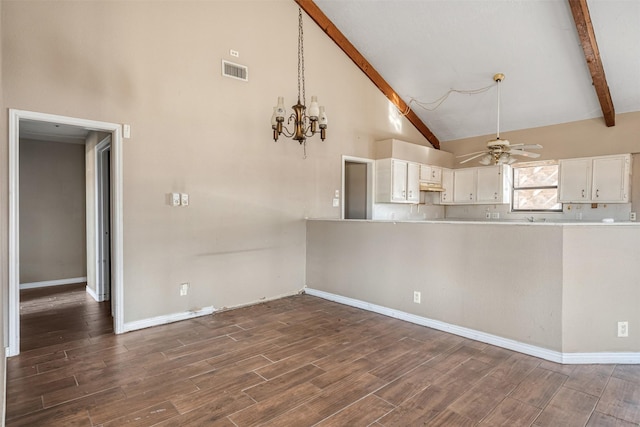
[305, 219, 640, 363]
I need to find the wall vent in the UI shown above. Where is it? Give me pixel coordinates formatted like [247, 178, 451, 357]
[222, 60, 248, 82]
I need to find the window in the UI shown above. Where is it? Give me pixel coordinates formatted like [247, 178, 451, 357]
[512, 161, 562, 211]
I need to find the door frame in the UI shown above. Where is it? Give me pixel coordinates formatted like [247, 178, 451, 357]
[95, 135, 112, 303]
[8, 109, 125, 356]
[341, 155, 375, 220]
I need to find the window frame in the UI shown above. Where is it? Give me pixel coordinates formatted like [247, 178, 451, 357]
[511, 160, 563, 213]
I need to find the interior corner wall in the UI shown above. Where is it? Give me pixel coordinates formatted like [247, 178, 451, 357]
[1, 1, 430, 324]
[19, 139, 87, 284]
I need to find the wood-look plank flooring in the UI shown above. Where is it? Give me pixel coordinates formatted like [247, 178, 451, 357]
[6, 284, 640, 426]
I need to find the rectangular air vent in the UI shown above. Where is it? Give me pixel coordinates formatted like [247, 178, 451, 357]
[222, 60, 248, 82]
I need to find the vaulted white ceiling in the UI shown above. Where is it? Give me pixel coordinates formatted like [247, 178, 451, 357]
[313, 0, 640, 143]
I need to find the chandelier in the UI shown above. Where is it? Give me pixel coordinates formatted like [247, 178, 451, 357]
[271, 8, 327, 156]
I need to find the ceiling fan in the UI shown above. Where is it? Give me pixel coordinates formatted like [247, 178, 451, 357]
[457, 73, 542, 165]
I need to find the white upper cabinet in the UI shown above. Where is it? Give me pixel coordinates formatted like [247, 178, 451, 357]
[440, 168, 454, 204]
[407, 162, 420, 203]
[391, 160, 408, 202]
[453, 169, 476, 204]
[420, 164, 442, 184]
[448, 165, 511, 205]
[376, 158, 420, 203]
[592, 156, 630, 202]
[558, 158, 591, 202]
[477, 165, 511, 204]
[559, 154, 630, 203]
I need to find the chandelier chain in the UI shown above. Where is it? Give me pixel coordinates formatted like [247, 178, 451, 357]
[298, 8, 305, 106]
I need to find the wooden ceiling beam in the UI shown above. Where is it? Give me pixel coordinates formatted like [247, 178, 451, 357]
[294, 0, 441, 149]
[568, 0, 615, 127]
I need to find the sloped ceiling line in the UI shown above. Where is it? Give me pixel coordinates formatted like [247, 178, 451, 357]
[294, 0, 441, 149]
[568, 0, 615, 127]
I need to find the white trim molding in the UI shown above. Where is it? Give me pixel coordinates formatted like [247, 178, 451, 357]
[86, 285, 100, 302]
[124, 306, 217, 332]
[8, 109, 125, 357]
[20, 277, 87, 290]
[122, 290, 302, 333]
[304, 288, 640, 365]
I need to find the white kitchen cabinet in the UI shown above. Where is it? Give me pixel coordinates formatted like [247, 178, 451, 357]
[440, 168, 454, 204]
[592, 156, 630, 202]
[453, 169, 476, 204]
[559, 154, 630, 203]
[376, 158, 420, 203]
[477, 165, 511, 204]
[558, 158, 591, 202]
[450, 165, 511, 205]
[420, 164, 442, 184]
[407, 162, 420, 203]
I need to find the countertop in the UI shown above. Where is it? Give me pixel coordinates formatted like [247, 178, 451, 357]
[307, 218, 640, 226]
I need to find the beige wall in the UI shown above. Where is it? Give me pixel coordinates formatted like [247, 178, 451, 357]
[1, 1, 430, 323]
[19, 139, 87, 283]
[307, 220, 564, 351]
[307, 220, 640, 354]
[441, 111, 640, 163]
[562, 227, 640, 352]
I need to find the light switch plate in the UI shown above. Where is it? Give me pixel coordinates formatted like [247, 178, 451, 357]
[332, 198, 339, 207]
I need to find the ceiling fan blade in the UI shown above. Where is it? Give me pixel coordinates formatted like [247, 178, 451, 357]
[459, 152, 489, 164]
[456, 151, 487, 158]
[509, 143, 543, 150]
[510, 150, 541, 158]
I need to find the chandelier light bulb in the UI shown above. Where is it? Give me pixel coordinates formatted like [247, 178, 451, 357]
[319, 106, 328, 127]
[308, 96, 320, 119]
[275, 96, 286, 119]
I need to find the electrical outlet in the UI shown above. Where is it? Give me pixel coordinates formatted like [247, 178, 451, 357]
[631, 212, 636, 221]
[180, 283, 189, 296]
[181, 193, 189, 206]
[413, 291, 421, 304]
[491, 212, 500, 219]
[618, 321, 629, 337]
[170, 193, 181, 207]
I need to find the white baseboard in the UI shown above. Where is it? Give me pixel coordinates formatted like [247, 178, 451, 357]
[123, 306, 217, 332]
[304, 288, 640, 365]
[20, 276, 87, 290]
[85, 285, 101, 302]
[122, 290, 303, 334]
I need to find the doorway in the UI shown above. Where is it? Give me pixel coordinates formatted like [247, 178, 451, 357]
[342, 156, 374, 219]
[8, 109, 125, 356]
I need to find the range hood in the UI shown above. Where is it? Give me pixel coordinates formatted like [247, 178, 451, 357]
[420, 182, 445, 192]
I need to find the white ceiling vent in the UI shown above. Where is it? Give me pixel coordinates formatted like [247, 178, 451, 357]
[222, 60, 248, 82]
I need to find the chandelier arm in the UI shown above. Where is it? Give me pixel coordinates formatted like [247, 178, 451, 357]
[280, 126, 294, 138]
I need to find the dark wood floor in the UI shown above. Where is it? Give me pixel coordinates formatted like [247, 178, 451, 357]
[5, 284, 640, 426]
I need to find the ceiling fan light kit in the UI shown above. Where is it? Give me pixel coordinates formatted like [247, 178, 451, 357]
[457, 73, 542, 165]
